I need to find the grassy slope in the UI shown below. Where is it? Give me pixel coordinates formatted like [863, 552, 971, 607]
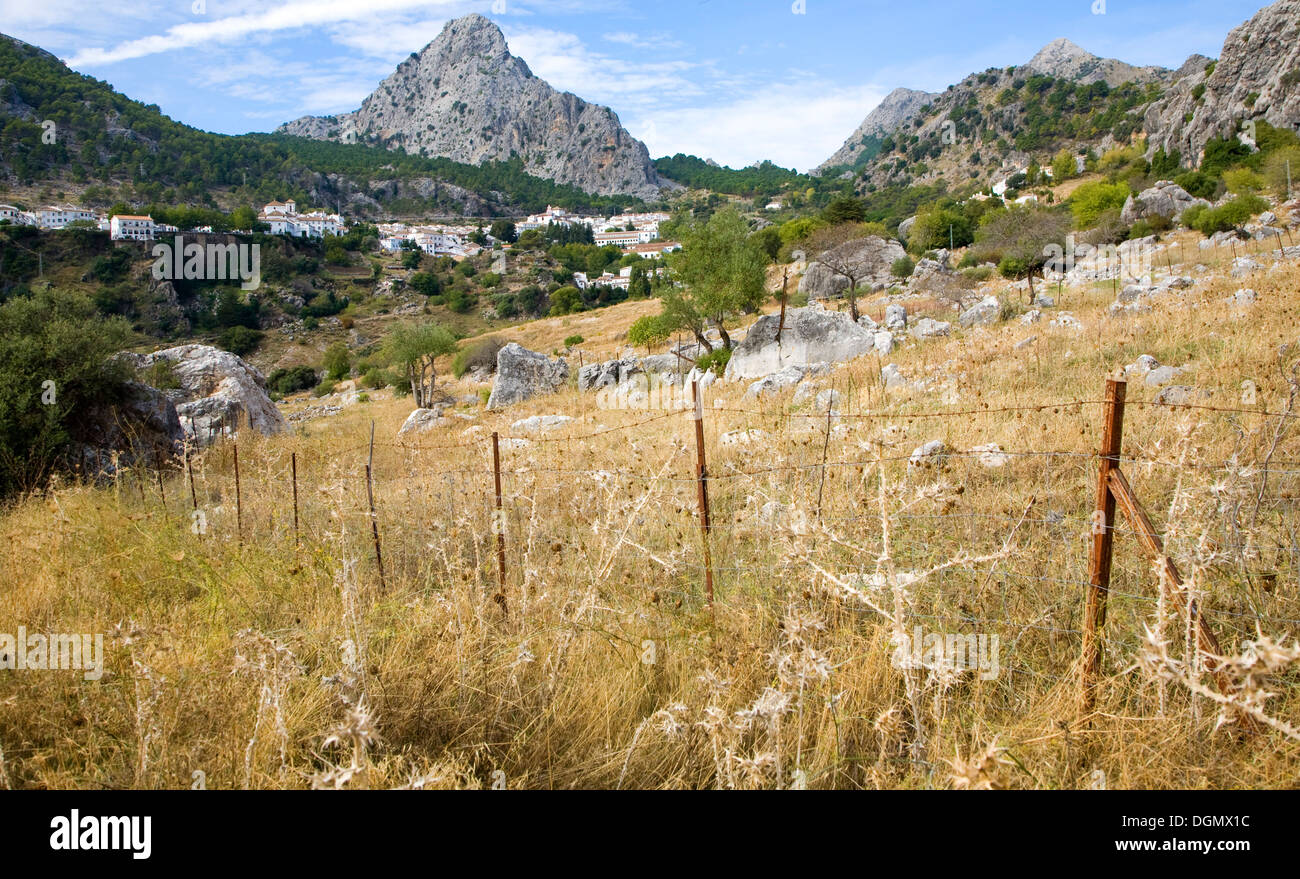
[2, 224, 1299, 789]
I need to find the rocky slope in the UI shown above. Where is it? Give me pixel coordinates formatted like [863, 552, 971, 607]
[817, 38, 1182, 188]
[817, 87, 936, 173]
[820, 1, 1300, 189]
[279, 14, 667, 200]
[1144, 0, 1300, 165]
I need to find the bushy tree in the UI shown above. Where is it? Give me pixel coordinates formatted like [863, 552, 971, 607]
[1068, 181, 1130, 229]
[489, 220, 518, 244]
[385, 322, 457, 408]
[0, 289, 133, 496]
[663, 208, 768, 349]
[1050, 149, 1077, 182]
[323, 341, 351, 381]
[627, 313, 673, 352]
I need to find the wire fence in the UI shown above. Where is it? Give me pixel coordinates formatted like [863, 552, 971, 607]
[112, 378, 1300, 713]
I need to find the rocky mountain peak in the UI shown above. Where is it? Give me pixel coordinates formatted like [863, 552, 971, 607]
[1025, 37, 1170, 87]
[277, 13, 667, 199]
[1026, 38, 1095, 76]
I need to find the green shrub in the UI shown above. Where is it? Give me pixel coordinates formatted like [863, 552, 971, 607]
[361, 367, 400, 389]
[218, 325, 264, 356]
[1068, 181, 1131, 229]
[627, 313, 673, 350]
[696, 347, 732, 376]
[891, 256, 915, 278]
[1127, 219, 1155, 240]
[564, 335, 584, 347]
[0, 289, 133, 496]
[1189, 195, 1268, 235]
[323, 342, 351, 381]
[86, 249, 132, 284]
[267, 365, 319, 396]
[451, 337, 505, 379]
[446, 287, 477, 313]
[312, 379, 337, 397]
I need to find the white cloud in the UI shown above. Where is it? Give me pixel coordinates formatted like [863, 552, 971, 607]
[504, 25, 701, 111]
[64, 0, 469, 66]
[629, 81, 889, 173]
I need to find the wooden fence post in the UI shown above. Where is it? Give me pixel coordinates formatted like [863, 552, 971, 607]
[366, 421, 386, 592]
[291, 451, 299, 546]
[233, 440, 243, 540]
[1080, 376, 1126, 719]
[691, 380, 715, 610]
[186, 445, 198, 511]
[492, 431, 507, 605]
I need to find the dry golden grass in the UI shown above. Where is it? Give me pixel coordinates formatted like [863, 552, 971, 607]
[2, 232, 1299, 789]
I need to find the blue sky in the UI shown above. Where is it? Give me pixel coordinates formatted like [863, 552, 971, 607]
[0, 0, 1274, 172]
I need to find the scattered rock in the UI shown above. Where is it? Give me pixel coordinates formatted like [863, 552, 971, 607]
[1120, 181, 1210, 225]
[487, 343, 569, 409]
[885, 304, 908, 331]
[721, 429, 770, 446]
[970, 443, 1011, 468]
[511, 414, 574, 431]
[398, 406, 454, 435]
[910, 318, 951, 339]
[1231, 257, 1261, 278]
[959, 295, 1001, 328]
[881, 364, 909, 391]
[799, 236, 907, 302]
[908, 439, 948, 470]
[1154, 385, 1209, 406]
[745, 365, 807, 398]
[69, 382, 185, 477]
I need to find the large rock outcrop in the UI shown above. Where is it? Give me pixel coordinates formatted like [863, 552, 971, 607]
[69, 382, 185, 476]
[1120, 180, 1211, 224]
[278, 15, 668, 199]
[487, 343, 569, 409]
[1144, 0, 1300, 166]
[121, 345, 286, 441]
[724, 306, 878, 380]
[799, 236, 907, 302]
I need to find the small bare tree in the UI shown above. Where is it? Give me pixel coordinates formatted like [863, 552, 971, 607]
[809, 226, 897, 322]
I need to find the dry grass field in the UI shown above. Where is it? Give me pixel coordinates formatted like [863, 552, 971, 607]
[2, 229, 1299, 789]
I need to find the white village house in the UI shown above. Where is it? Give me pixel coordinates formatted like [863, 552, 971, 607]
[258, 200, 345, 238]
[110, 215, 157, 241]
[595, 229, 656, 248]
[34, 206, 97, 230]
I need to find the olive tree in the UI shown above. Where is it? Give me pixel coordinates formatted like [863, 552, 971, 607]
[385, 321, 457, 408]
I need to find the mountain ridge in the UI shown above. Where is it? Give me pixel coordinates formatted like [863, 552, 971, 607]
[278, 14, 669, 200]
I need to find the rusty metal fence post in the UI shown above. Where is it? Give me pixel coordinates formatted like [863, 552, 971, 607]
[691, 380, 715, 610]
[492, 431, 507, 605]
[1080, 376, 1126, 719]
